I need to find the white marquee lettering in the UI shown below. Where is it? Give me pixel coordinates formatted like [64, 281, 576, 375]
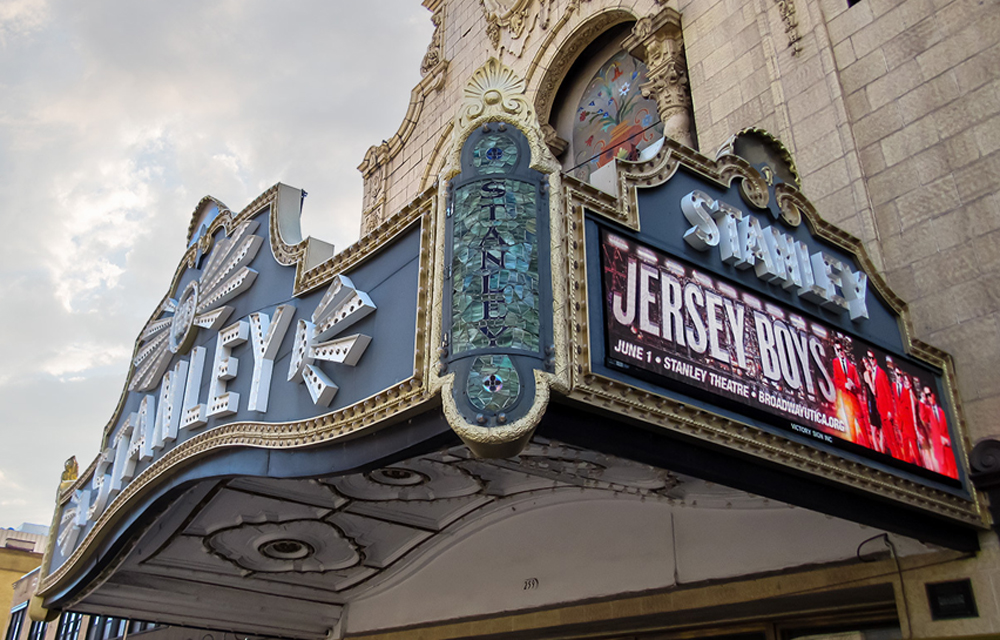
[715, 201, 744, 265]
[680, 190, 720, 250]
[289, 275, 375, 407]
[109, 422, 133, 495]
[180, 346, 208, 430]
[680, 190, 869, 321]
[137, 395, 156, 462]
[87, 451, 114, 519]
[154, 360, 188, 452]
[248, 304, 295, 412]
[209, 321, 248, 418]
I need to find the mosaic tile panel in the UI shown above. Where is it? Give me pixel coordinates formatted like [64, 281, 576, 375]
[452, 178, 539, 354]
[572, 51, 664, 182]
[466, 355, 521, 412]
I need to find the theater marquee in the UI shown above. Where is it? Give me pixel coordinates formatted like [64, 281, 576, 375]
[565, 131, 975, 507]
[601, 229, 959, 482]
[32, 60, 986, 637]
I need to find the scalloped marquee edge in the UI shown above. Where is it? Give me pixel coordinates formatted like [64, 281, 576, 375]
[37, 183, 441, 597]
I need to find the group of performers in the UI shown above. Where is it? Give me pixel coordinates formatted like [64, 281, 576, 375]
[830, 340, 958, 478]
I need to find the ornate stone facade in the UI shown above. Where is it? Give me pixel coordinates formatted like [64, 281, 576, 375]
[31, 0, 1000, 638]
[623, 8, 695, 147]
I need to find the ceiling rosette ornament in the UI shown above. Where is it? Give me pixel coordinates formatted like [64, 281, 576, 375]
[207, 519, 360, 573]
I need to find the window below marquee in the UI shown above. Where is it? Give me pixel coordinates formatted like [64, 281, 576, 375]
[4, 608, 26, 640]
[55, 613, 83, 640]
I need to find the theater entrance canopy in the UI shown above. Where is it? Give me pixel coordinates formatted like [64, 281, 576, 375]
[35, 60, 986, 639]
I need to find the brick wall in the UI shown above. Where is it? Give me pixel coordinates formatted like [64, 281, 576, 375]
[819, 0, 1000, 444]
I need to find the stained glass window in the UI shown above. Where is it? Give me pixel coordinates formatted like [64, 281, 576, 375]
[451, 176, 539, 354]
[572, 51, 663, 182]
[472, 134, 519, 174]
[466, 355, 521, 412]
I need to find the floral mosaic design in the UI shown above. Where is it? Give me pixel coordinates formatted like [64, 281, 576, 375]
[452, 177, 539, 354]
[572, 51, 663, 181]
[472, 133, 519, 174]
[466, 355, 521, 412]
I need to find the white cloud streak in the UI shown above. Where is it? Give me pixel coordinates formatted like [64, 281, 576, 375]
[0, 0, 434, 526]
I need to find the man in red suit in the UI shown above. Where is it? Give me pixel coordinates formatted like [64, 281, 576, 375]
[921, 387, 956, 478]
[863, 351, 896, 457]
[892, 369, 920, 465]
[832, 341, 869, 447]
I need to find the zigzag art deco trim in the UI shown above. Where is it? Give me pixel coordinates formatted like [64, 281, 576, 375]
[560, 139, 984, 528]
[39, 187, 440, 596]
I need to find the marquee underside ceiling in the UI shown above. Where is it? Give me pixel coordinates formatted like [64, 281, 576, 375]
[59, 435, 939, 639]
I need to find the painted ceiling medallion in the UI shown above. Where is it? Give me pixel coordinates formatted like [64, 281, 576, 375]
[207, 519, 359, 573]
[130, 220, 263, 392]
[330, 459, 481, 501]
[368, 467, 428, 487]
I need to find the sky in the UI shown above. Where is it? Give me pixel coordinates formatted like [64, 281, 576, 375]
[0, 0, 435, 528]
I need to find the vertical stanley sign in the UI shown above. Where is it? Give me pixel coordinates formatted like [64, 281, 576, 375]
[438, 59, 560, 458]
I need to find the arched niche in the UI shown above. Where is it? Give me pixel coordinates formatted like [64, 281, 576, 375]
[557, 34, 664, 182]
[533, 7, 697, 184]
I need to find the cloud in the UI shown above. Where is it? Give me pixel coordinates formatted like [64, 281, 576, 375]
[0, 470, 25, 493]
[0, 0, 49, 46]
[0, 0, 435, 526]
[39, 342, 133, 378]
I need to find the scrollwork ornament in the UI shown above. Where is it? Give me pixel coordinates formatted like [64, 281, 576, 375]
[480, 0, 532, 49]
[773, 184, 805, 227]
[509, 8, 527, 38]
[538, 0, 556, 30]
[633, 16, 653, 39]
[420, 6, 445, 76]
[738, 172, 770, 210]
[486, 12, 501, 48]
[59, 457, 79, 492]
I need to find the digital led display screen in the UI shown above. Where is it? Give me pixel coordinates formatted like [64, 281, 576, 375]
[601, 228, 959, 481]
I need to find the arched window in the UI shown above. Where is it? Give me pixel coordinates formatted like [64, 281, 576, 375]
[570, 50, 663, 182]
[544, 8, 695, 184]
[550, 24, 664, 182]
